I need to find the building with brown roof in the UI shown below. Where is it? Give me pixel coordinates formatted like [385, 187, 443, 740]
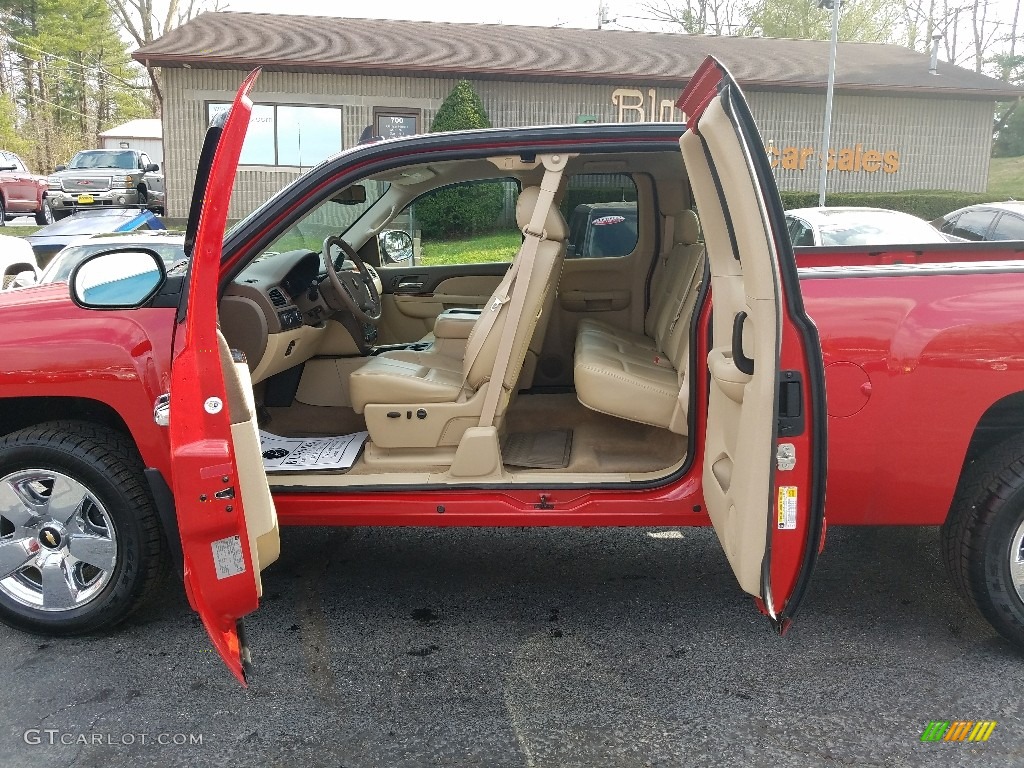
[134, 12, 1023, 218]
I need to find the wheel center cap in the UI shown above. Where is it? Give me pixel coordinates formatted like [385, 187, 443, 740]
[38, 526, 63, 550]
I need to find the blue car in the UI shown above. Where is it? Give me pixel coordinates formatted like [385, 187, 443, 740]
[23, 208, 164, 267]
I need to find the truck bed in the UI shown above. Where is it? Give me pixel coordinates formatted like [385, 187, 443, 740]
[797, 241, 1024, 526]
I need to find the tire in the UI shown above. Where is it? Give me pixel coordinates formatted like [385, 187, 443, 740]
[0, 196, 6, 226]
[137, 186, 148, 210]
[942, 435, 1024, 649]
[34, 199, 54, 226]
[0, 421, 168, 635]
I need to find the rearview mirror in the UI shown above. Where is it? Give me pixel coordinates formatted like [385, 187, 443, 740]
[71, 249, 165, 309]
[331, 185, 367, 205]
[379, 230, 413, 263]
[54, 165, 66, 172]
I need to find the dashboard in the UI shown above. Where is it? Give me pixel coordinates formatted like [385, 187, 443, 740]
[219, 248, 382, 384]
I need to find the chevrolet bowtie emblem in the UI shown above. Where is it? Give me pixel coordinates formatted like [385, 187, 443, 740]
[43, 530, 57, 546]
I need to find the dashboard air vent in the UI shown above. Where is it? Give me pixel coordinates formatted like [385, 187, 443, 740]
[268, 288, 288, 308]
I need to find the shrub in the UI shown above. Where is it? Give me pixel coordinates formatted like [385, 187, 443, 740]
[415, 81, 504, 239]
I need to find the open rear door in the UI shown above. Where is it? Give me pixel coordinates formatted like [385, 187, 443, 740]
[677, 58, 827, 631]
[169, 69, 281, 685]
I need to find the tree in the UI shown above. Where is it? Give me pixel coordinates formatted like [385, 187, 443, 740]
[413, 81, 505, 239]
[742, 0, 898, 43]
[0, 0, 151, 170]
[106, 0, 225, 113]
[643, 0, 744, 35]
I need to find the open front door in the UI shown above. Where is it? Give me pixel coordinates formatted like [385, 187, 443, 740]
[678, 58, 827, 631]
[169, 69, 281, 685]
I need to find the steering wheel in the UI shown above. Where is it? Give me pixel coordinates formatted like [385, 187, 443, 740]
[321, 235, 382, 324]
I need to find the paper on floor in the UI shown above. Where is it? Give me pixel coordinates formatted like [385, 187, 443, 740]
[258, 430, 368, 472]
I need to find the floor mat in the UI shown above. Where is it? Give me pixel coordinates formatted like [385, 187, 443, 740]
[502, 429, 573, 469]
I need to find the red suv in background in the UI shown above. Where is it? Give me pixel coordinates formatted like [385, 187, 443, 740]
[0, 150, 51, 225]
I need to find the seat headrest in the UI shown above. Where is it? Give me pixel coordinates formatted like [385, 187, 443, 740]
[516, 186, 568, 242]
[675, 209, 700, 245]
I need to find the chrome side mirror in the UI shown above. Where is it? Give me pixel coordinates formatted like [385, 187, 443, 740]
[71, 249, 166, 309]
[379, 229, 413, 263]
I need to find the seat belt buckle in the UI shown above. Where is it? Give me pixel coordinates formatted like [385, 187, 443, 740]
[522, 226, 547, 240]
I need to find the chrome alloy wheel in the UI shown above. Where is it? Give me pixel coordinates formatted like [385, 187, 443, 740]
[0, 469, 117, 612]
[1011, 517, 1024, 604]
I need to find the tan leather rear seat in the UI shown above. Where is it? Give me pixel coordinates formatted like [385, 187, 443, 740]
[573, 210, 703, 434]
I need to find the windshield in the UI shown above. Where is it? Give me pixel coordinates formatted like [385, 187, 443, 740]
[260, 180, 391, 258]
[67, 151, 137, 170]
[816, 211, 946, 246]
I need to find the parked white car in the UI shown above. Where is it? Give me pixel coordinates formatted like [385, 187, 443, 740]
[0, 233, 40, 288]
[785, 206, 960, 246]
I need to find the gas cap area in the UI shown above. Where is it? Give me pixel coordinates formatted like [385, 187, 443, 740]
[824, 361, 872, 418]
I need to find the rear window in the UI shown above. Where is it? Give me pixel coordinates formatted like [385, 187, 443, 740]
[562, 174, 639, 258]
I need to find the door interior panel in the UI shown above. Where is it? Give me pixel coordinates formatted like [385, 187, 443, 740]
[682, 95, 780, 598]
[376, 263, 507, 343]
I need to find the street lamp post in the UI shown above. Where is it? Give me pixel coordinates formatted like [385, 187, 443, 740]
[817, 0, 841, 207]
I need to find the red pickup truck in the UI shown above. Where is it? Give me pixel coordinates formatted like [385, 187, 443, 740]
[0, 150, 51, 225]
[1, 61, 1023, 685]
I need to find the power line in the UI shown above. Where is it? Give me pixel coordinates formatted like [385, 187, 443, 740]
[3, 36, 148, 91]
[22, 92, 93, 121]
[6, 61, 149, 112]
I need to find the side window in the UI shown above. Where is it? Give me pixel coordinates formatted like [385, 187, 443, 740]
[10, 153, 26, 173]
[940, 214, 960, 235]
[952, 210, 997, 241]
[561, 173, 639, 259]
[787, 217, 815, 247]
[990, 212, 1024, 241]
[392, 179, 522, 267]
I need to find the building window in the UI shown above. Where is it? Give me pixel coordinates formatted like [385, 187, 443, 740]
[206, 102, 343, 167]
[373, 108, 420, 140]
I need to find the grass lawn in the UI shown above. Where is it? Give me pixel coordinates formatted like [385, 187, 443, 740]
[419, 231, 520, 266]
[3, 225, 41, 237]
[988, 156, 1024, 199]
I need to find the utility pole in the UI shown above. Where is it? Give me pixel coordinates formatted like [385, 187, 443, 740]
[817, 0, 841, 207]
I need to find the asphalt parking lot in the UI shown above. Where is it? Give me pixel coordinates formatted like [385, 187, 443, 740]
[1, 523, 1022, 768]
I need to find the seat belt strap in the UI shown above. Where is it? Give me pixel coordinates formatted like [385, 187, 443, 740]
[668, 257, 702, 336]
[477, 154, 569, 427]
[456, 259, 519, 397]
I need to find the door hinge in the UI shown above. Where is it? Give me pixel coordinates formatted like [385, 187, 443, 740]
[777, 371, 804, 437]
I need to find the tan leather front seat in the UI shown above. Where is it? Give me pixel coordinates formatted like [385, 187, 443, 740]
[349, 187, 568, 448]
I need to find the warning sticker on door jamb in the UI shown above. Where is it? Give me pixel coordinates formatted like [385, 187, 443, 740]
[778, 486, 798, 530]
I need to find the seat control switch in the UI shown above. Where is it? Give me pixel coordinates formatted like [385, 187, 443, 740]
[416, 409, 427, 420]
[387, 411, 400, 419]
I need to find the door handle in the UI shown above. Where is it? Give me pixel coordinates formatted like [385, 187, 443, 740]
[732, 312, 754, 375]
